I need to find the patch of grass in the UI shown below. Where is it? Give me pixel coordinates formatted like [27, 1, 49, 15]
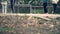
[0, 27, 15, 32]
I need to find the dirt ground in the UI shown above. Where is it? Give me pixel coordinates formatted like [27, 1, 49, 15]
[0, 15, 60, 34]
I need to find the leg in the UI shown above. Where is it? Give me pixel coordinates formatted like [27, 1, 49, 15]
[43, 2, 48, 13]
[5, 5, 7, 14]
[53, 4, 57, 14]
[11, 4, 15, 13]
[11, 4, 13, 12]
[10, 0, 15, 13]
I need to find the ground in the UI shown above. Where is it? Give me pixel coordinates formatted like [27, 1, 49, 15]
[0, 14, 60, 34]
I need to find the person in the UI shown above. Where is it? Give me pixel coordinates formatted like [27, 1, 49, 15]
[43, 0, 48, 14]
[10, 0, 15, 13]
[51, 0, 59, 14]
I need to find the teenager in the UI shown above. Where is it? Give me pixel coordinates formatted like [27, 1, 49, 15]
[52, 0, 59, 14]
[43, 0, 48, 14]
